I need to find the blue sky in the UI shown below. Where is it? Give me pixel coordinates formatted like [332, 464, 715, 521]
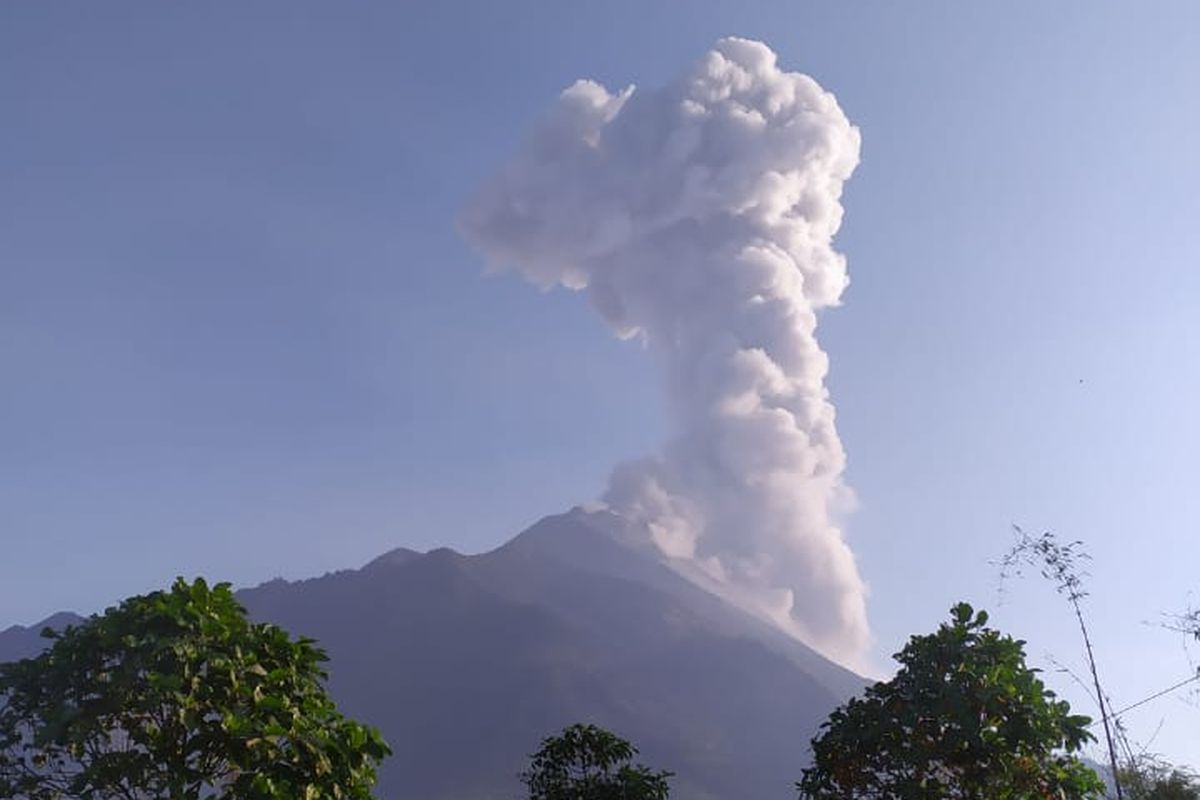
[3, 2, 1198, 766]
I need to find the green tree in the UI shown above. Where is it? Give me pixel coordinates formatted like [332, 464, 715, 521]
[797, 603, 1105, 800]
[1119, 756, 1200, 800]
[520, 724, 671, 800]
[0, 577, 390, 800]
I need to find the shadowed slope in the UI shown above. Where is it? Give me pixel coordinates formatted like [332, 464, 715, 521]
[1, 509, 866, 800]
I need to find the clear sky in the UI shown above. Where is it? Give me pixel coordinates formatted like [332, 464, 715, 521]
[3, 1, 1198, 768]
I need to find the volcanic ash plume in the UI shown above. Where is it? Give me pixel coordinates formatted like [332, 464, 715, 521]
[461, 38, 869, 666]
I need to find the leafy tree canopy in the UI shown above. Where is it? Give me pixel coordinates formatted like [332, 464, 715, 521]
[0, 577, 390, 800]
[1119, 756, 1200, 800]
[797, 602, 1105, 800]
[521, 723, 671, 800]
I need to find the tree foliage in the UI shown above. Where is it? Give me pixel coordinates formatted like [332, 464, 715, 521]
[1119, 756, 1200, 800]
[0, 577, 390, 799]
[520, 724, 671, 800]
[797, 603, 1105, 799]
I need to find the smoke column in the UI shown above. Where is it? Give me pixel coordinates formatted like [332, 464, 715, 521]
[461, 38, 869, 667]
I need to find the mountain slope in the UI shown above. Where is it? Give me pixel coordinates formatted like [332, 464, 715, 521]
[0, 509, 865, 800]
[0, 611, 85, 662]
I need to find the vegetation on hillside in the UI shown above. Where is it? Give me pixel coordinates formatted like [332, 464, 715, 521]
[1118, 755, 1200, 800]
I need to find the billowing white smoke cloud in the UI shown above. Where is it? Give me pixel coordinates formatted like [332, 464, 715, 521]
[461, 38, 869, 667]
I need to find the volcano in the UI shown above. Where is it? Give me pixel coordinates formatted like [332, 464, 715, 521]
[0, 509, 866, 799]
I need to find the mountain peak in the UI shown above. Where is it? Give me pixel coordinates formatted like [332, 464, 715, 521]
[362, 546, 424, 571]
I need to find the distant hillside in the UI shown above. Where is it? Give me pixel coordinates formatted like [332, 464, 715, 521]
[0, 508, 866, 800]
[0, 611, 85, 662]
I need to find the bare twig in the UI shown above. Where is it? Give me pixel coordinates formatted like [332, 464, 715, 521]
[1001, 527, 1124, 800]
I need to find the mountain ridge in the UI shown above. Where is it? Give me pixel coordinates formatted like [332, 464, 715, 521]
[0, 508, 867, 799]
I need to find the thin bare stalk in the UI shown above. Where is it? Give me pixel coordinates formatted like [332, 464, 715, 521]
[1000, 527, 1124, 799]
[1071, 590, 1124, 799]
